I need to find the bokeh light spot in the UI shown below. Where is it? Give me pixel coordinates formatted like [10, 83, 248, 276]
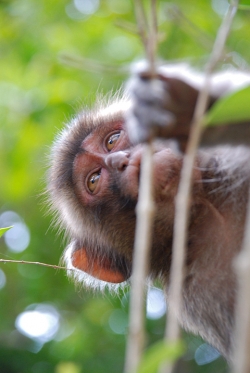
[0, 269, 6, 289]
[55, 361, 81, 373]
[72, 0, 99, 15]
[109, 309, 128, 334]
[195, 343, 221, 365]
[15, 304, 60, 343]
[107, 36, 135, 61]
[146, 288, 166, 320]
[0, 211, 30, 253]
[211, 0, 229, 16]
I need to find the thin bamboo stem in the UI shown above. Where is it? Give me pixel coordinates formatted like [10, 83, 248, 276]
[233, 185, 250, 373]
[124, 142, 155, 373]
[124, 1, 158, 372]
[163, 2, 239, 372]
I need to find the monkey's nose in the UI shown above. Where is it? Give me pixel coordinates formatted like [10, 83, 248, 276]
[105, 151, 129, 171]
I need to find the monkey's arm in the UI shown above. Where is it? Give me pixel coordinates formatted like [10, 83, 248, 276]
[126, 65, 250, 150]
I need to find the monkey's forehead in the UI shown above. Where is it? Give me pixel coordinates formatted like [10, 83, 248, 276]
[68, 98, 131, 132]
[95, 99, 131, 121]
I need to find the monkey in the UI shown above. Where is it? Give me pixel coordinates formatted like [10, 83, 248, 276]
[48, 63, 250, 362]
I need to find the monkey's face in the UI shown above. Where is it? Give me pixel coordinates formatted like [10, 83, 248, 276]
[72, 120, 183, 207]
[49, 101, 201, 287]
[66, 116, 191, 285]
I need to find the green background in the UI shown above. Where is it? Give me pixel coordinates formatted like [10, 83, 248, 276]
[1, 0, 250, 372]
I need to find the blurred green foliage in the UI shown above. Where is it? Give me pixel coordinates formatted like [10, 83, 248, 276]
[206, 85, 250, 125]
[0, 227, 12, 237]
[1, 0, 250, 372]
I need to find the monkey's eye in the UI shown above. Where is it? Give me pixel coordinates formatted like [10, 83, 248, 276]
[106, 132, 120, 152]
[87, 171, 101, 193]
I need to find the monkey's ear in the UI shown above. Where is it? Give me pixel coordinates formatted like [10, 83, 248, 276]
[71, 247, 127, 283]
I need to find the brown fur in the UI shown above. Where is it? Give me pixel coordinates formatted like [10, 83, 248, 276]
[48, 65, 250, 360]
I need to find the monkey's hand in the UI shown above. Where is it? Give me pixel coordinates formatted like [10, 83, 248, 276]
[125, 68, 202, 151]
[126, 65, 250, 149]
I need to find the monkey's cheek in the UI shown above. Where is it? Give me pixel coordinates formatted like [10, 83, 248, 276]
[151, 150, 182, 197]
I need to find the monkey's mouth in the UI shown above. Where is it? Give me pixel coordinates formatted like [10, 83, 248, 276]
[120, 146, 182, 202]
[143, 148, 181, 192]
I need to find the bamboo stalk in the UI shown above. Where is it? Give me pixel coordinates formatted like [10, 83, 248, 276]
[124, 142, 155, 373]
[124, 1, 158, 372]
[162, 2, 239, 372]
[233, 185, 250, 373]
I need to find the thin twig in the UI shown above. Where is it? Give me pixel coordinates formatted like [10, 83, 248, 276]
[133, 0, 149, 51]
[168, 6, 214, 51]
[124, 142, 155, 373]
[167, 6, 245, 69]
[114, 20, 139, 36]
[59, 53, 128, 75]
[148, 0, 158, 75]
[0, 258, 72, 271]
[124, 1, 158, 372]
[163, 2, 239, 372]
[233, 186, 250, 373]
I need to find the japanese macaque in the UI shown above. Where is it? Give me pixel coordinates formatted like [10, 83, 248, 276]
[48, 64, 250, 361]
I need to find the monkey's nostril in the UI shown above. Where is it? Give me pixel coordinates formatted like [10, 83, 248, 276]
[105, 151, 129, 171]
[120, 163, 127, 171]
[117, 157, 129, 171]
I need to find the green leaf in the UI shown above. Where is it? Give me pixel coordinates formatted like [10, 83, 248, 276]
[137, 340, 185, 373]
[204, 86, 250, 126]
[0, 226, 13, 238]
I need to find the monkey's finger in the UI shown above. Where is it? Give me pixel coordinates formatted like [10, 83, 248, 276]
[126, 106, 176, 144]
